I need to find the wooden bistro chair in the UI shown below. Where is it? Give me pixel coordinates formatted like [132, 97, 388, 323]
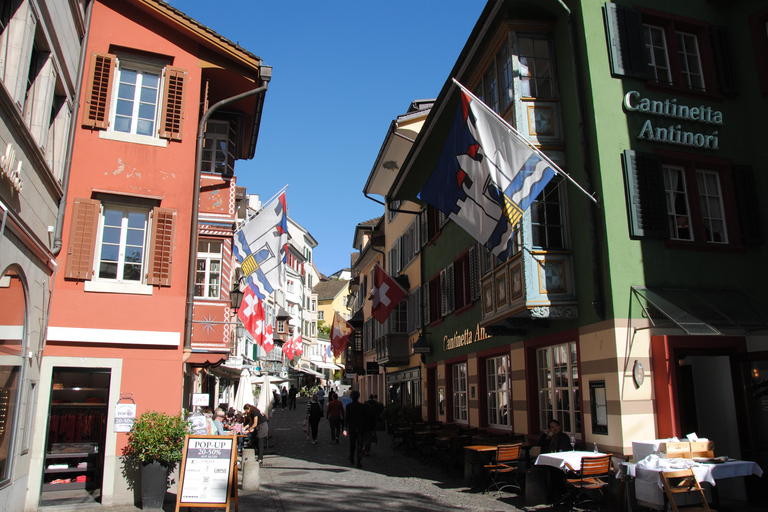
[484, 443, 523, 496]
[564, 453, 613, 511]
[660, 468, 713, 512]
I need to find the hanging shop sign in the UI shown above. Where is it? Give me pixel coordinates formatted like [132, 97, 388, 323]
[444, 324, 492, 351]
[623, 91, 723, 150]
[0, 143, 23, 193]
[114, 403, 136, 433]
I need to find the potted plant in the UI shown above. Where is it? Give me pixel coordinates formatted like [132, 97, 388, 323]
[123, 411, 190, 510]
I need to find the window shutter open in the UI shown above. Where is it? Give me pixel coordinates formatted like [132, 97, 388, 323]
[147, 207, 176, 286]
[420, 208, 428, 247]
[159, 66, 187, 140]
[64, 198, 101, 280]
[422, 282, 430, 326]
[440, 268, 448, 317]
[82, 52, 116, 129]
[446, 262, 455, 314]
[710, 26, 737, 96]
[732, 165, 762, 246]
[603, 2, 647, 79]
[469, 244, 480, 302]
[622, 150, 669, 239]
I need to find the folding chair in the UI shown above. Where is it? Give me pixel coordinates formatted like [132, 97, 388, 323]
[660, 468, 713, 512]
[564, 453, 612, 511]
[484, 443, 523, 496]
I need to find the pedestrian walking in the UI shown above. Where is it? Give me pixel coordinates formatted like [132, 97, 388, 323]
[288, 384, 298, 409]
[306, 393, 323, 443]
[317, 386, 325, 409]
[344, 390, 367, 468]
[341, 390, 352, 410]
[363, 394, 379, 456]
[326, 391, 344, 444]
[281, 386, 288, 409]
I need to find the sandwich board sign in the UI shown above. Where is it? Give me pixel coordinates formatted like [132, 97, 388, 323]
[175, 435, 238, 511]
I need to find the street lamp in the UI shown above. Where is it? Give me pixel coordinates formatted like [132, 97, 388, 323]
[230, 282, 244, 312]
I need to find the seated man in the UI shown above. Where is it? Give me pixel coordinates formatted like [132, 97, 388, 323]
[538, 419, 571, 453]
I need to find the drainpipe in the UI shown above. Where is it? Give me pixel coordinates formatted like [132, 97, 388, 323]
[52, 0, 94, 256]
[558, 0, 605, 319]
[183, 77, 271, 363]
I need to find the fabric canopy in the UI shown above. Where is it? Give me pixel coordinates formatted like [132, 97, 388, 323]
[232, 369, 255, 412]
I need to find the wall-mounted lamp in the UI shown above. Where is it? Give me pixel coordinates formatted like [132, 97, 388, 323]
[230, 282, 244, 312]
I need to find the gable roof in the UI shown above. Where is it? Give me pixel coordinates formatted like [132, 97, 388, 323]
[313, 280, 349, 301]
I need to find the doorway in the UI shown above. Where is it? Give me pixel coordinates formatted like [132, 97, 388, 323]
[39, 368, 110, 507]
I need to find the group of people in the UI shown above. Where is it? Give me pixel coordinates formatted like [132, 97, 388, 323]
[273, 384, 299, 410]
[304, 389, 382, 468]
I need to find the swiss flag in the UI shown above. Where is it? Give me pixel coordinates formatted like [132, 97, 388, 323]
[282, 332, 294, 360]
[237, 287, 264, 344]
[330, 311, 354, 358]
[293, 328, 304, 357]
[262, 324, 274, 354]
[371, 263, 407, 324]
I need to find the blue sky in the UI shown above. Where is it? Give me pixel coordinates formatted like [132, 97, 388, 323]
[172, 1, 486, 277]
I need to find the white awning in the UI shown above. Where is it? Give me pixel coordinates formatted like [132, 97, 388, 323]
[312, 361, 341, 370]
[294, 366, 324, 378]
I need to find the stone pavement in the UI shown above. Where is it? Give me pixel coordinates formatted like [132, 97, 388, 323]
[39, 398, 763, 512]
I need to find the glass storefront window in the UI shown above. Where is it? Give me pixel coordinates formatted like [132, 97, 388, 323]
[0, 268, 26, 483]
[537, 341, 580, 435]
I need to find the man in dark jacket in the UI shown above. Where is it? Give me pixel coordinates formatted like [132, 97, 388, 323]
[363, 394, 379, 456]
[288, 385, 298, 409]
[344, 390, 367, 467]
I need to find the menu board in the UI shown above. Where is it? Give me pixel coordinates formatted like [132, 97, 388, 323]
[176, 435, 237, 510]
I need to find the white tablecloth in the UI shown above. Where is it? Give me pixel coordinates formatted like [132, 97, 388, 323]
[535, 451, 609, 471]
[627, 459, 763, 509]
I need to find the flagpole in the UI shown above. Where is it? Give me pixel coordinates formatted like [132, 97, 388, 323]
[451, 78, 598, 205]
[234, 184, 290, 234]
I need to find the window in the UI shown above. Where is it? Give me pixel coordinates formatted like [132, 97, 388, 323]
[663, 165, 692, 241]
[277, 320, 285, 334]
[64, 198, 176, 287]
[537, 342, 580, 435]
[96, 206, 148, 282]
[530, 180, 565, 249]
[604, 4, 733, 96]
[318, 310, 324, 321]
[195, 239, 222, 298]
[287, 280, 294, 293]
[623, 150, 746, 246]
[202, 120, 230, 174]
[388, 300, 407, 334]
[518, 35, 555, 99]
[472, 32, 514, 115]
[451, 363, 468, 423]
[486, 355, 511, 429]
[454, 252, 472, 310]
[82, 52, 187, 142]
[697, 170, 727, 243]
[113, 63, 160, 136]
[750, 7, 768, 96]
[426, 205, 445, 242]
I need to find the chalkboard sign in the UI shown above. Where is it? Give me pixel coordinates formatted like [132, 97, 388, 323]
[175, 435, 238, 511]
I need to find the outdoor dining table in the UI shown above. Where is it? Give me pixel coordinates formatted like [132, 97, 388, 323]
[535, 450, 610, 471]
[626, 458, 763, 509]
[463, 444, 498, 485]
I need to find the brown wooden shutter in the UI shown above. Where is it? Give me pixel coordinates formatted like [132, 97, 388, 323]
[224, 118, 237, 177]
[147, 207, 176, 286]
[159, 66, 187, 140]
[64, 198, 101, 280]
[82, 52, 116, 129]
[622, 150, 669, 239]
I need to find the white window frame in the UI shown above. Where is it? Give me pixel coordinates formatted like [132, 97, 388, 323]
[696, 170, 728, 244]
[537, 341, 580, 436]
[202, 119, 229, 174]
[93, 204, 149, 285]
[663, 165, 693, 241]
[486, 355, 512, 429]
[676, 31, 704, 90]
[195, 239, 223, 299]
[452, 362, 468, 424]
[644, 24, 672, 84]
